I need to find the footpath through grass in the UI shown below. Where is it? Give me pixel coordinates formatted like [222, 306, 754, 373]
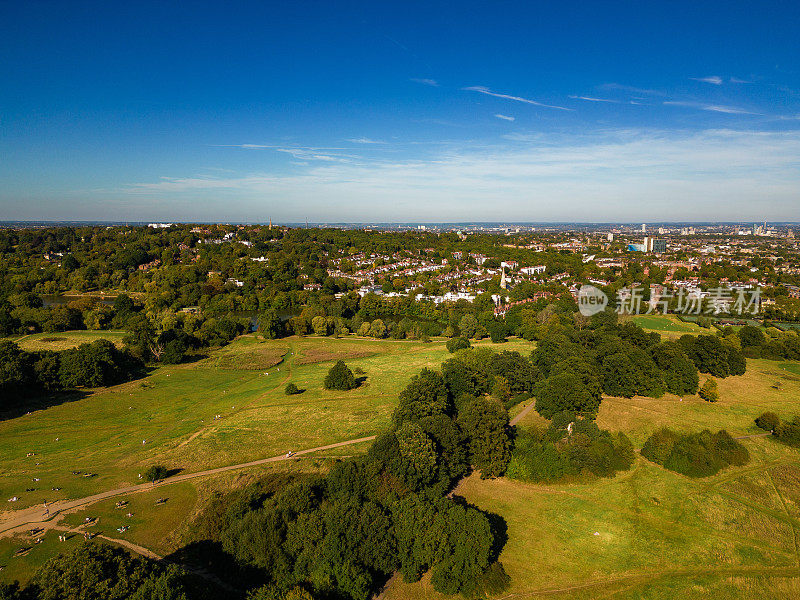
[0, 334, 488, 512]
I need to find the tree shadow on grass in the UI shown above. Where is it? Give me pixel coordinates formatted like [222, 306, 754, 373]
[0, 390, 91, 422]
[166, 540, 264, 589]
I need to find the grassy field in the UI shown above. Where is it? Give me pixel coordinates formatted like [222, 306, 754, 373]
[386, 357, 800, 600]
[0, 334, 477, 512]
[630, 314, 705, 337]
[0, 461, 338, 584]
[0, 334, 535, 585]
[8, 330, 128, 351]
[8, 330, 800, 598]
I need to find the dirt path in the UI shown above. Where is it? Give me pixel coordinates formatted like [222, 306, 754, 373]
[510, 401, 537, 426]
[0, 435, 376, 538]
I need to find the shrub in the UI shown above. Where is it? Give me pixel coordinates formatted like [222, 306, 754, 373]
[161, 339, 187, 364]
[641, 427, 680, 465]
[446, 337, 471, 353]
[698, 378, 719, 402]
[144, 465, 169, 483]
[323, 360, 357, 390]
[775, 416, 800, 447]
[284, 382, 301, 395]
[713, 430, 750, 466]
[755, 411, 780, 432]
[641, 427, 748, 477]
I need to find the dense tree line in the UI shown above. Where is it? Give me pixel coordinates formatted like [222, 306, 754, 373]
[524, 310, 711, 423]
[732, 324, 800, 360]
[0, 339, 143, 411]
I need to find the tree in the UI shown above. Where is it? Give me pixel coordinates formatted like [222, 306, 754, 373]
[161, 339, 187, 364]
[285, 382, 301, 395]
[58, 340, 128, 388]
[395, 422, 438, 487]
[0, 341, 33, 403]
[0, 582, 22, 600]
[30, 542, 191, 600]
[651, 342, 699, 395]
[394, 368, 450, 423]
[144, 465, 169, 483]
[324, 360, 357, 390]
[458, 314, 479, 339]
[698, 378, 719, 402]
[682, 335, 739, 378]
[534, 372, 602, 419]
[487, 321, 507, 343]
[458, 397, 511, 477]
[430, 501, 494, 594]
[123, 313, 156, 360]
[446, 337, 470, 353]
[259, 310, 283, 339]
[311, 315, 331, 336]
[739, 325, 765, 348]
[755, 411, 780, 431]
[369, 319, 387, 339]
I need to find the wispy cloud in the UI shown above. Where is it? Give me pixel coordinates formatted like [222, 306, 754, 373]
[690, 75, 723, 85]
[125, 129, 800, 222]
[600, 83, 665, 96]
[730, 77, 752, 84]
[494, 114, 515, 121]
[212, 144, 356, 162]
[463, 86, 573, 111]
[214, 143, 274, 149]
[346, 137, 386, 144]
[410, 78, 438, 87]
[663, 101, 760, 115]
[569, 95, 619, 103]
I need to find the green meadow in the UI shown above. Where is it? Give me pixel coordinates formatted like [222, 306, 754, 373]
[8, 330, 128, 352]
[0, 334, 474, 511]
[630, 314, 705, 337]
[5, 330, 800, 599]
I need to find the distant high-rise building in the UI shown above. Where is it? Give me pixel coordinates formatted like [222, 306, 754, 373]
[607, 233, 614, 242]
[642, 223, 647, 233]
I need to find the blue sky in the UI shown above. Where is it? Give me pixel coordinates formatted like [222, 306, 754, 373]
[1, 0, 799, 222]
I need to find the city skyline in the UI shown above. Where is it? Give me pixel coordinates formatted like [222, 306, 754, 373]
[1, 1, 799, 222]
